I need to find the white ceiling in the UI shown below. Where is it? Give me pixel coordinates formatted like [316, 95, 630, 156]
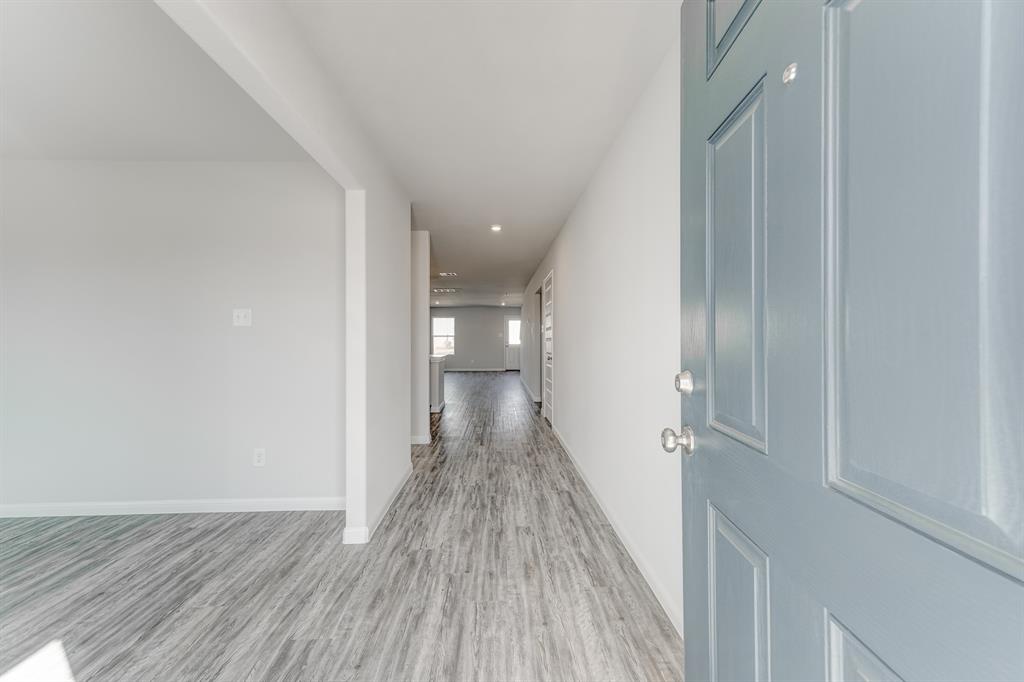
[286, 0, 679, 306]
[3, 0, 678, 305]
[0, 0, 307, 161]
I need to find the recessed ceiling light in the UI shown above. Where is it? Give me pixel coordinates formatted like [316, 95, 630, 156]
[439, 272, 458, 277]
[501, 301, 506, 306]
[490, 224, 502, 232]
[434, 300, 440, 305]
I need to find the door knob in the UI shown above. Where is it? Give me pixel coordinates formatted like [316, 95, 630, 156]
[661, 426, 696, 455]
[675, 370, 695, 395]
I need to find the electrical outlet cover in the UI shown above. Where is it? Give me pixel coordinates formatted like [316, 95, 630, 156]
[233, 308, 253, 327]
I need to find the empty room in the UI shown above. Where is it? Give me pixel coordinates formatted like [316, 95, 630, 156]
[1, 1, 1022, 681]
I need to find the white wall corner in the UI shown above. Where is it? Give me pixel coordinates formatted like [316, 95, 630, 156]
[345, 190, 369, 538]
[367, 461, 414, 542]
[345, 460, 412, 546]
[520, 374, 540, 402]
[411, 231, 431, 445]
[342, 526, 369, 544]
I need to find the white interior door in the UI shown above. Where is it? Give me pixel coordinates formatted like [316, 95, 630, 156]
[677, 1, 1024, 680]
[542, 271, 553, 423]
[504, 315, 521, 370]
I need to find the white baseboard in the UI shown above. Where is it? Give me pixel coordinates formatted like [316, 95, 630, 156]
[370, 462, 413, 539]
[342, 525, 368, 544]
[444, 368, 506, 372]
[411, 434, 431, 445]
[0, 496, 346, 518]
[551, 427, 683, 637]
[520, 375, 540, 402]
[343, 461, 414, 546]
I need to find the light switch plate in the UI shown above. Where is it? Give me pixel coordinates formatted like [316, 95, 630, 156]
[233, 308, 252, 327]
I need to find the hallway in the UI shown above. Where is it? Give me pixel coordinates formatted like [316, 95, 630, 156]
[0, 372, 683, 681]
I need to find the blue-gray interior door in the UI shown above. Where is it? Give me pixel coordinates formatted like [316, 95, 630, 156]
[679, 1, 1024, 680]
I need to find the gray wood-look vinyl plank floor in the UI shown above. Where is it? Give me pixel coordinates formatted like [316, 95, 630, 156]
[0, 371, 683, 681]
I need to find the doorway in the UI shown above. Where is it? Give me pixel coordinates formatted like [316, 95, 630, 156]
[504, 315, 521, 370]
[534, 287, 543, 403]
[541, 270, 553, 424]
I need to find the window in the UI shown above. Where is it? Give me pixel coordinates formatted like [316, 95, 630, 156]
[432, 317, 455, 356]
[507, 318, 521, 345]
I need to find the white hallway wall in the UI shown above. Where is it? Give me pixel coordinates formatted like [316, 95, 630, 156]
[0, 160, 346, 513]
[521, 40, 682, 632]
[431, 306, 521, 371]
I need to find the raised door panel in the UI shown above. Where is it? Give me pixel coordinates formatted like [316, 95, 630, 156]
[824, 0, 1023, 579]
[708, 504, 770, 682]
[707, 79, 767, 453]
[706, 0, 763, 78]
[713, 0, 744, 44]
[827, 617, 902, 682]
